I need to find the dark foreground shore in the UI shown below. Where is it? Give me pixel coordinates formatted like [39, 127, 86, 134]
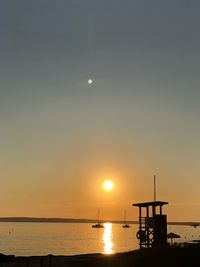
[1, 246, 200, 267]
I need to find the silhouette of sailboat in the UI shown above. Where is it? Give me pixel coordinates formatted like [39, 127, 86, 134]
[92, 208, 104, 228]
[122, 210, 130, 228]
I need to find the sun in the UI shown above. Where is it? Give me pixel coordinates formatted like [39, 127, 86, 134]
[103, 180, 114, 192]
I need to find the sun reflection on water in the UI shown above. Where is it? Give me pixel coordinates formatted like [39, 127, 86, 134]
[102, 223, 114, 254]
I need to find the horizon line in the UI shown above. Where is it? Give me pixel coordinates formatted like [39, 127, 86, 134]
[0, 216, 199, 225]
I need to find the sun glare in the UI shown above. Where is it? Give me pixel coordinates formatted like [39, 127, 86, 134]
[103, 180, 114, 192]
[103, 223, 113, 254]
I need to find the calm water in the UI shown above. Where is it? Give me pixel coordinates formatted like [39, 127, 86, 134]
[0, 222, 199, 256]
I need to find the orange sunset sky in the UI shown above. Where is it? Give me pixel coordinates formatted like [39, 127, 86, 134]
[1, 1, 200, 222]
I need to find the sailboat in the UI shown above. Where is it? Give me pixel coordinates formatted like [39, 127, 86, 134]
[122, 210, 130, 228]
[92, 208, 104, 228]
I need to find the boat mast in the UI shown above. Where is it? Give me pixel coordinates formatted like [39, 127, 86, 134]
[98, 208, 100, 223]
[124, 210, 126, 224]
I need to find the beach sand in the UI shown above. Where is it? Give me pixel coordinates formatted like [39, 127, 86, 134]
[1, 246, 200, 267]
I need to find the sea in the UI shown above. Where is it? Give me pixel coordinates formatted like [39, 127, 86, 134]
[0, 222, 199, 256]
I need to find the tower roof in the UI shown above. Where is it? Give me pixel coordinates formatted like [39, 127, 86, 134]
[132, 201, 168, 207]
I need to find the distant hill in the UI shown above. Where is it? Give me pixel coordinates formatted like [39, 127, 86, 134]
[0, 217, 95, 223]
[0, 217, 137, 224]
[0, 217, 198, 226]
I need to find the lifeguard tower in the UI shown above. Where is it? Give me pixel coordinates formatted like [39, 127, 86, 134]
[133, 175, 168, 248]
[133, 201, 168, 248]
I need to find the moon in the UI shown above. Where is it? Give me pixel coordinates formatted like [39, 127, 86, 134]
[88, 79, 93, 85]
[103, 180, 114, 192]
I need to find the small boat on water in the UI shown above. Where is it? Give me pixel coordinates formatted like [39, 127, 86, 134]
[122, 210, 130, 228]
[92, 223, 104, 228]
[92, 208, 104, 228]
[122, 224, 130, 228]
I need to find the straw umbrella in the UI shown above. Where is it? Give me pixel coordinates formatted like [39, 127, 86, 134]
[167, 232, 181, 245]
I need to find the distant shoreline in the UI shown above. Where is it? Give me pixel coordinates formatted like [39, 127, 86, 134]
[0, 217, 199, 226]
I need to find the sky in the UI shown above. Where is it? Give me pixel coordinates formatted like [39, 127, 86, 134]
[1, 0, 200, 222]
